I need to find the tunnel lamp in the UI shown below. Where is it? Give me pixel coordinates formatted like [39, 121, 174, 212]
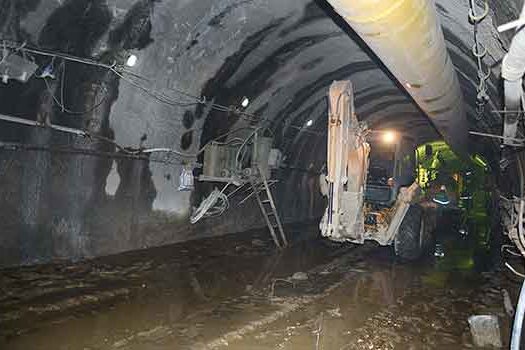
[241, 97, 249, 108]
[306, 119, 313, 127]
[126, 54, 138, 67]
[381, 130, 396, 144]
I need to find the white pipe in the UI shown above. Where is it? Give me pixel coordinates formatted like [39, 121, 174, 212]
[502, 4, 525, 145]
[498, 18, 525, 33]
[0, 113, 87, 136]
[511, 278, 525, 350]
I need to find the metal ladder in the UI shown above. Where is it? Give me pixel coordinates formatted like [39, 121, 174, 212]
[250, 167, 288, 249]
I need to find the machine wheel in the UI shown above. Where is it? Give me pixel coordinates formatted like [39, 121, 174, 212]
[395, 204, 425, 261]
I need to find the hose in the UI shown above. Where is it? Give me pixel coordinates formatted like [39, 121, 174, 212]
[190, 189, 228, 224]
[190, 183, 231, 224]
[511, 278, 525, 349]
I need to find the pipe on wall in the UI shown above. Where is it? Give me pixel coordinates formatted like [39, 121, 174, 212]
[502, 3, 525, 146]
[325, 0, 469, 155]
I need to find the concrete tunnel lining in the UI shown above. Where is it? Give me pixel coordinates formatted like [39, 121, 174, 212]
[0, 0, 519, 266]
[0, 0, 525, 348]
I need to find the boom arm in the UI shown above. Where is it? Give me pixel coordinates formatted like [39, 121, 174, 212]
[320, 80, 369, 242]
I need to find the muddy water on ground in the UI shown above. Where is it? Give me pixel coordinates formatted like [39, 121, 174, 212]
[0, 223, 518, 349]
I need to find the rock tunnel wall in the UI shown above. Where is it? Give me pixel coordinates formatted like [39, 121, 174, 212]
[0, 0, 333, 267]
[0, 0, 520, 266]
[0, 144, 325, 267]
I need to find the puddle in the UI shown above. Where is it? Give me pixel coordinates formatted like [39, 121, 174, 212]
[0, 222, 518, 349]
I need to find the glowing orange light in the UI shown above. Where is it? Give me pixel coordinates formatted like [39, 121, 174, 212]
[382, 130, 396, 144]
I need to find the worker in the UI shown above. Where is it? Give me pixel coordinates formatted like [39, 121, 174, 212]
[433, 185, 451, 206]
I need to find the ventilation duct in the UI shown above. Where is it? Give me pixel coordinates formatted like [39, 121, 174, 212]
[325, 0, 469, 155]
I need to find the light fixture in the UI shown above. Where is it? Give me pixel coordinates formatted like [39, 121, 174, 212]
[306, 119, 313, 127]
[381, 130, 396, 144]
[126, 54, 138, 67]
[241, 97, 249, 108]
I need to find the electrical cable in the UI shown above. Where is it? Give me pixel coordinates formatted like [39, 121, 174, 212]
[0, 140, 143, 160]
[0, 112, 198, 161]
[142, 135, 246, 160]
[60, 60, 65, 112]
[2, 40, 114, 70]
[116, 68, 265, 123]
[190, 186, 230, 223]
[120, 67, 205, 101]
[0, 137, 193, 167]
[0, 40, 278, 168]
[119, 68, 262, 123]
[506, 262, 525, 278]
[43, 77, 108, 115]
[141, 147, 199, 158]
[110, 67, 200, 107]
[1, 39, 268, 125]
[503, 244, 524, 257]
[0, 111, 265, 163]
[198, 127, 257, 147]
[235, 127, 263, 170]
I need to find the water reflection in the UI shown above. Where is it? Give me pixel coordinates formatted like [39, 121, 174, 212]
[0, 222, 516, 350]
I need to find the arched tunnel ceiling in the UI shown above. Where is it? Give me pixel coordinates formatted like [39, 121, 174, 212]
[0, 0, 521, 202]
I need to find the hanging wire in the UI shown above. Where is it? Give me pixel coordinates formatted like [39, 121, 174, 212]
[468, 0, 491, 116]
[42, 75, 109, 115]
[117, 67, 264, 124]
[1, 39, 266, 124]
[110, 67, 201, 108]
[2, 40, 114, 69]
[0, 40, 277, 166]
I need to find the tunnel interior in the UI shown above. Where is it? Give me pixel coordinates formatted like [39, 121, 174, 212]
[0, 0, 525, 349]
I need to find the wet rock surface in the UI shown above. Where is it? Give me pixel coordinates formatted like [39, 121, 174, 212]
[0, 223, 520, 350]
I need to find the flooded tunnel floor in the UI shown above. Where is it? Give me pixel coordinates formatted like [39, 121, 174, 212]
[0, 223, 519, 349]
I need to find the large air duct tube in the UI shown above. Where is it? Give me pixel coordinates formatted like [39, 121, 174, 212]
[326, 0, 468, 155]
[501, 4, 525, 146]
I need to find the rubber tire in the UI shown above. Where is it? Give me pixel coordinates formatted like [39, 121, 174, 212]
[394, 204, 424, 261]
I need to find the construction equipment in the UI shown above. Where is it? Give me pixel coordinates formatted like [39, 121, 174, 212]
[194, 129, 288, 249]
[320, 80, 432, 260]
[320, 80, 370, 242]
